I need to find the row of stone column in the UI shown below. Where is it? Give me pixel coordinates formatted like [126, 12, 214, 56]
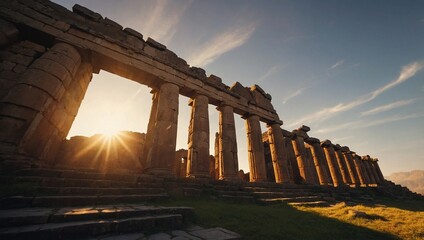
[139, 82, 292, 183]
[273, 125, 385, 187]
[138, 81, 384, 187]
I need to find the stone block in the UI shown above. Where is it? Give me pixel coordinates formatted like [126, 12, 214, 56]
[72, 4, 102, 21]
[42, 51, 79, 76]
[101, 17, 123, 29]
[320, 139, 332, 147]
[125, 35, 145, 51]
[19, 41, 46, 53]
[0, 51, 34, 66]
[297, 125, 311, 132]
[146, 37, 166, 51]
[124, 27, 144, 40]
[0, 102, 37, 121]
[23, 69, 64, 99]
[189, 67, 207, 81]
[53, 20, 71, 31]
[0, 116, 27, 143]
[340, 146, 350, 152]
[1, 60, 16, 71]
[13, 64, 27, 73]
[30, 59, 73, 87]
[0, 19, 19, 42]
[230, 82, 254, 102]
[51, 43, 81, 65]
[3, 84, 50, 111]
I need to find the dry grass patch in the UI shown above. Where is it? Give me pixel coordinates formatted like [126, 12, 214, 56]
[296, 200, 424, 240]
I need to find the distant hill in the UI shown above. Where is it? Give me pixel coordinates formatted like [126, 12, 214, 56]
[386, 170, 424, 195]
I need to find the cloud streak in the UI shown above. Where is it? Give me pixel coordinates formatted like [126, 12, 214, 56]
[187, 21, 257, 67]
[283, 87, 305, 104]
[287, 61, 423, 128]
[141, 0, 192, 45]
[316, 113, 424, 134]
[257, 66, 280, 82]
[361, 99, 416, 116]
[329, 59, 345, 70]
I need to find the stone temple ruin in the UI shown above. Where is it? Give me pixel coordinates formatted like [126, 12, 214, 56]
[0, 0, 385, 187]
[0, 1, 422, 239]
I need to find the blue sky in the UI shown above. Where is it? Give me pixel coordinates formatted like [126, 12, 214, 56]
[54, 0, 424, 175]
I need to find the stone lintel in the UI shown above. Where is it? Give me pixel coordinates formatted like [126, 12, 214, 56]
[281, 129, 292, 138]
[333, 144, 341, 150]
[340, 146, 350, 152]
[292, 129, 309, 139]
[72, 4, 103, 21]
[146, 37, 167, 51]
[320, 140, 332, 147]
[304, 137, 320, 144]
[297, 125, 311, 132]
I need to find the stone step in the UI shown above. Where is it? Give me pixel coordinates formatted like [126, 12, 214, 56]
[34, 187, 164, 196]
[259, 195, 324, 204]
[216, 190, 254, 197]
[14, 168, 161, 183]
[0, 214, 183, 240]
[243, 187, 315, 193]
[252, 191, 316, 198]
[0, 204, 193, 228]
[14, 176, 163, 188]
[0, 194, 169, 209]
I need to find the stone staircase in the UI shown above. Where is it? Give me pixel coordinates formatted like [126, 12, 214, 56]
[0, 167, 194, 239]
[0, 168, 169, 209]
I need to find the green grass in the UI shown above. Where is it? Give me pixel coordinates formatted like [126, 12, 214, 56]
[160, 196, 419, 240]
[300, 200, 424, 240]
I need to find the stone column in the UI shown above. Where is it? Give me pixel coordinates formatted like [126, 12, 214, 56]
[0, 42, 91, 165]
[141, 91, 159, 170]
[214, 132, 220, 180]
[145, 82, 179, 175]
[186, 94, 210, 178]
[353, 153, 371, 185]
[291, 126, 319, 184]
[369, 157, 382, 184]
[351, 152, 366, 186]
[267, 123, 293, 184]
[362, 156, 377, 185]
[282, 129, 302, 184]
[321, 140, 343, 187]
[245, 114, 267, 182]
[341, 146, 360, 187]
[334, 144, 352, 185]
[218, 104, 239, 180]
[372, 158, 385, 185]
[305, 138, 332, 185]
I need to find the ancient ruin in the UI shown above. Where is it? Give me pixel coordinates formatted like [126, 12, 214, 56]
[1, 1, 423, 239]
[0, 0, 389, 187]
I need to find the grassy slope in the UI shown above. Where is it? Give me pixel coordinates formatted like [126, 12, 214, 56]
[162, 197, 424, 240]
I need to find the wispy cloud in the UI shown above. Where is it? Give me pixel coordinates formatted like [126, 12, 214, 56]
[141, 0, 192, 45]
[187, 21, 258, 67]
[258, 66, 280, 82]
[329, 59, 345, 70]
[316, 113, 424, 134]
[287, 61, 423, 128]
[361, 99, 416, 116]
[283, 87, 305, 104]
